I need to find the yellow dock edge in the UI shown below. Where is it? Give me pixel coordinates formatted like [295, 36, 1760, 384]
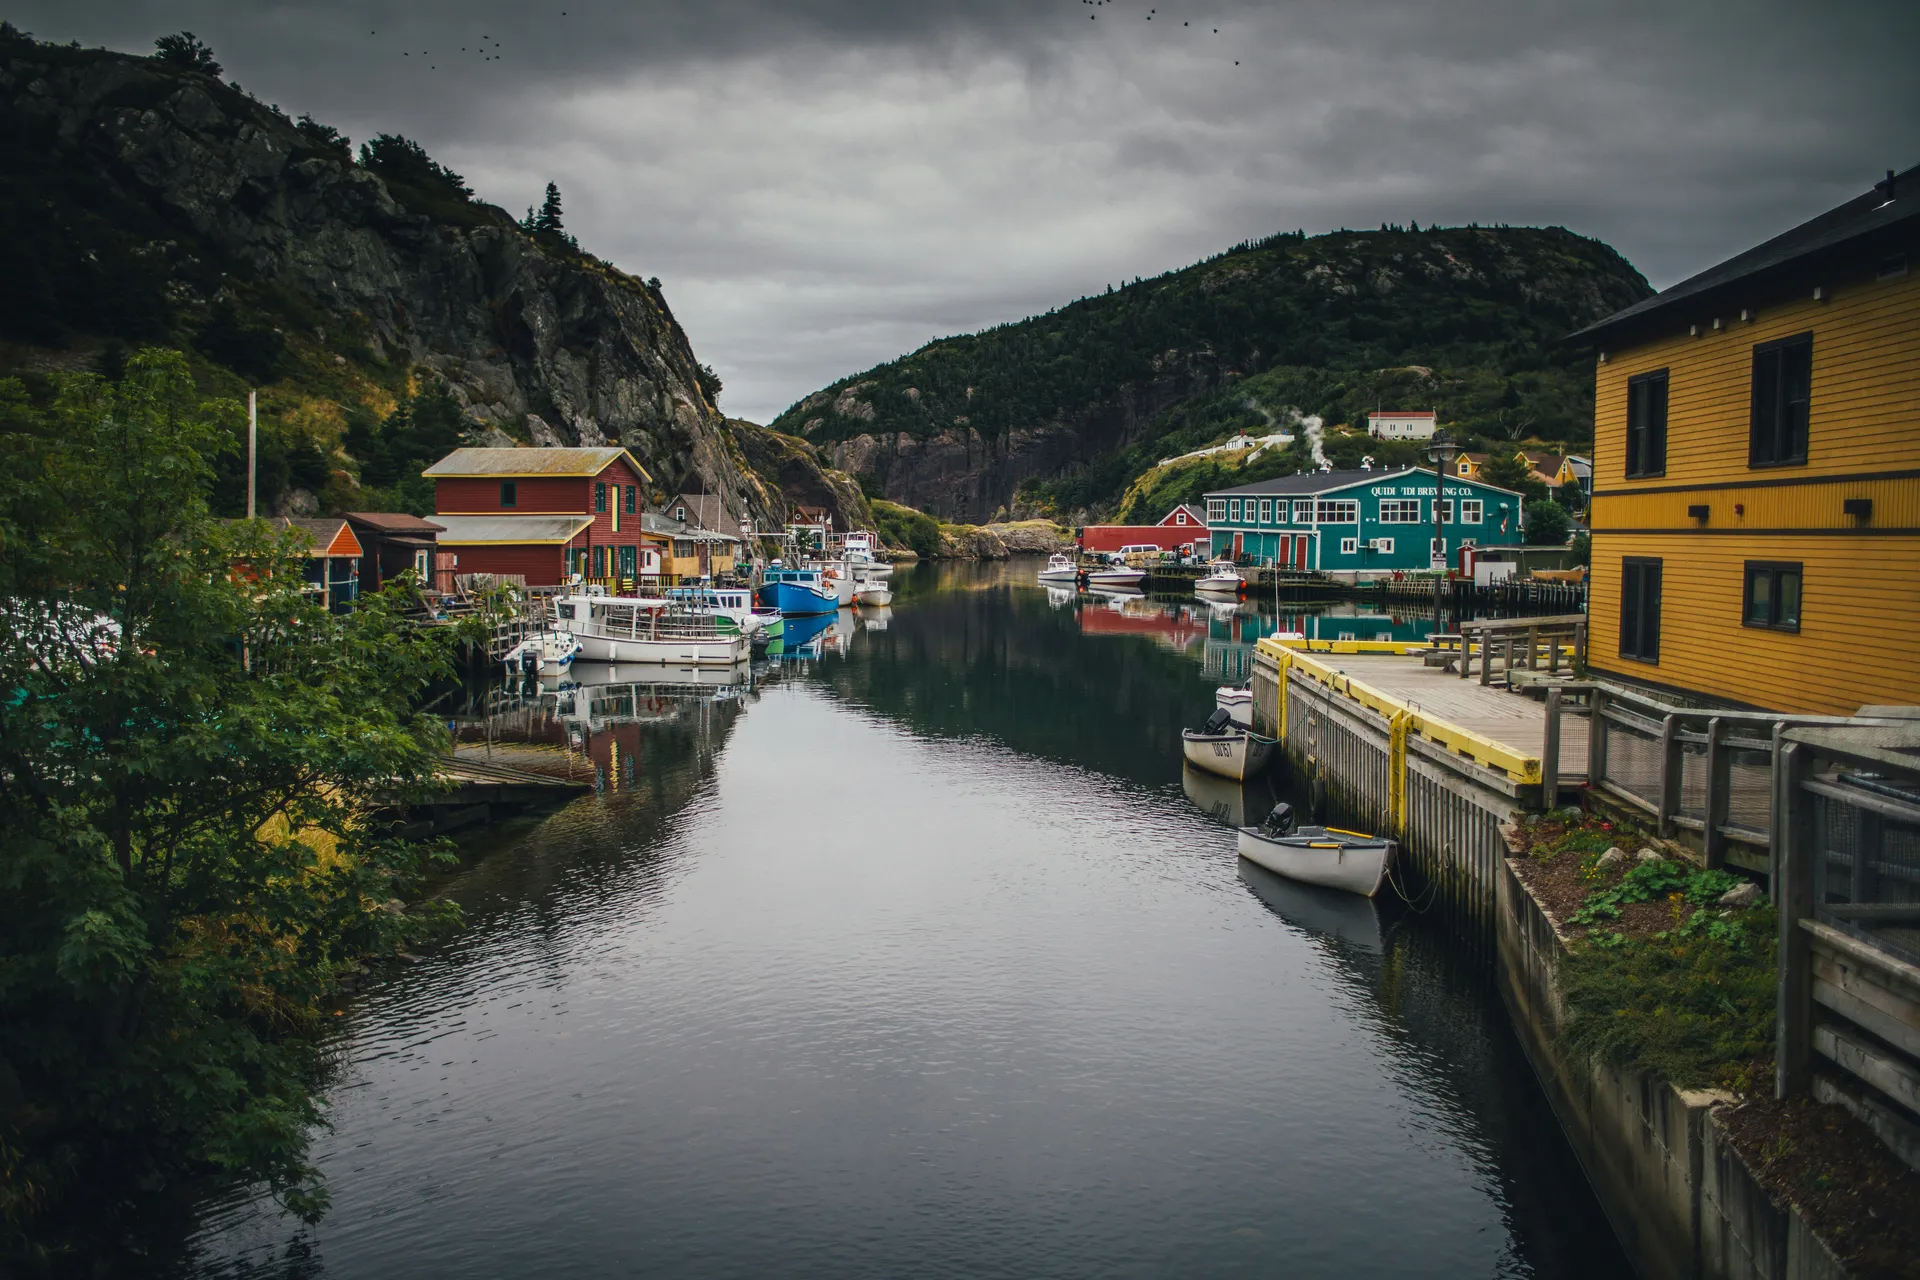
[1254, 636, 1543, 788]
[1264, 637, 1429, 656]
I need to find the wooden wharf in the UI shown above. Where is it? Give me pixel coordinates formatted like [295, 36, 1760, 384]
[392, 753, 591, 838]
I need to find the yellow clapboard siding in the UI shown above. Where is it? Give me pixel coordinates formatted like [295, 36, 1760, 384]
[1589, 534, 1920, 714]
[1589, 263, 1920, 713]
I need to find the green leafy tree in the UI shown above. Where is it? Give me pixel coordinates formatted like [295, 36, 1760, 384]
[1524, 498, 1574, 546]
[152, 31, 221, 75]
[1475, 448, 1534, 494]
[0, 350, 459, 1255]
[343, 379, 468, 514]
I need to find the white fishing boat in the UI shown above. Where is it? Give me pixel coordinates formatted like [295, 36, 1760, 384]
[1085, 564, 1147, 589]
[502, 630, 582, 676]
[839, 531, 893, 579]
[553, 594, 751, 666]
[1194, 560, 1247, 598]
[855, 582, 893, 606]
[1181, 707, 1277, 781]
[1037, 553, 1080, 583]
[1237, 802, 1395, 898]
[1215, 685, 1254, 728]
[661, 585, 784, 644]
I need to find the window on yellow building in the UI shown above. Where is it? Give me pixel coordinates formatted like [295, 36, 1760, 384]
[1743, 561, 1802, 632]
[1750, 335, 1811, 467]
[1625, 370, 1668, 478]
[1620, 557, 1662, 663]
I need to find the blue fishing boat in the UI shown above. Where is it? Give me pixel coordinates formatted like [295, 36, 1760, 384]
[764, 609, 835, 659]
[757, 566, 838, 616]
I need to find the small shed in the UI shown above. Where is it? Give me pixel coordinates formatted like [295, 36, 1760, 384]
[344, 512, 444, 592]
[267, 517, 364, 612]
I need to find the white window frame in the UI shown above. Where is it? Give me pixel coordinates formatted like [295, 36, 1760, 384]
[1378, 498, 1420, 524]
[1340, 536, 1358, 555]
[1317, 499, 1359, 524]
[1373, 536, 1394, 554]
[1460, 499, 1483, 524]
[1229, 498, 1242, 521]
[1258, 498, 1273, 523]
[1435, 498, 1453, 522]
[1293, 499, 1314, 524]
[1207, 499, 1226, 521]
[1175, 511, 1188, 525]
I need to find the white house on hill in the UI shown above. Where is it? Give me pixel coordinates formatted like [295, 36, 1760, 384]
[1366, 410, 1437, 440]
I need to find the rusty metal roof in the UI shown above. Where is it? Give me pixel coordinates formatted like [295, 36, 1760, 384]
[421, 447, 651, 482]
[344, 511, 446, 533]
[430, 515, 593, 546]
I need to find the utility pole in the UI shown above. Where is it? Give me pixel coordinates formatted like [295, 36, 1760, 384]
[246, 390, 257, 519]
[1427, 430, 1460, 638]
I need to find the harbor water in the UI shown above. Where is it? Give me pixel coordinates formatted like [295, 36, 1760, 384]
[179, 561, 1626, 1278]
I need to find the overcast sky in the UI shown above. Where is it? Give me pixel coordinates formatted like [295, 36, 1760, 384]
[14, 0, 1916, 422]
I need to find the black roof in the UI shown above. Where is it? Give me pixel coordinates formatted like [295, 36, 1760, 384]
[1206, 465, 1526, 501]
[1570, 163, 1920, 347]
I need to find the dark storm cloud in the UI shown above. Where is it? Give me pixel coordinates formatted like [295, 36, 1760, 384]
[10, 0, 1915, 421]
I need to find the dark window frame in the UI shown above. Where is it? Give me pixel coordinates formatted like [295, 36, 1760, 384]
[624, 484, 637, 514]
[1742, 560, 1803, 633]
[595, 482, 608, 513]
[499, 481, 517, 508]
[1625, 369, 1668, 479]
[1619, 556, 1663, 663]
[1750, 333, 1812, 468]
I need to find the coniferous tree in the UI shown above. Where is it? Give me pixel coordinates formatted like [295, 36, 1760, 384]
[533, 182, 564, 234]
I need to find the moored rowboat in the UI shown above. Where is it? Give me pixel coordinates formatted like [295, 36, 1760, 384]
[1180, 726, 1277, 781]
[1236, 803, 1394, 898]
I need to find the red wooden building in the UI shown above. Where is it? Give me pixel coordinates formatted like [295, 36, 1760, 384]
[1077, 504, 1208, 556]
[424, 447, 660, 587]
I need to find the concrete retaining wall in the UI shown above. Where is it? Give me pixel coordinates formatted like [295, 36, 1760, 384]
[1497, 857, 1850, 1280]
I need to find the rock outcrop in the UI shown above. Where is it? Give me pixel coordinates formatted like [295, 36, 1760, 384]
[0, 37, 765, 520]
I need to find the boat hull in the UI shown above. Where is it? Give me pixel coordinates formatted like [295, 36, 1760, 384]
[1086, 568, 1147, 588]
[1181, 729, 1276, 781]
[1237, 827, 1394, 898]
[758, 580, 839, 616]
[1194, 578, 1245, 597]
[573, 632, 751, 666]
[855, 586, 893, 606]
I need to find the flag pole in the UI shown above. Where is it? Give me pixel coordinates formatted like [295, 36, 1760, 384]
[246, 390, 258, 519]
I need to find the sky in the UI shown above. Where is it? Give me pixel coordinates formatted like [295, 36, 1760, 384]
[11, 1, 1916, 423]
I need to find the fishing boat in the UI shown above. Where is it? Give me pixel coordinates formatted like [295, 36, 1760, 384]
[1085, 564, 1148, 589]
[662, 585, 784, 644]
[812, 562, 858, 608]
[1181, 707, 1277, 781]
[1237, 802, 1395, 898]
[555, 594, 751, 666]
[840, 531, 893, 578]
[855, 581, 893, 606]
[1194, 560, 1247, 598]
[1037, 553, 1080, 583]
[757, 565, 839, 616]
[502, 630, 582, 676]
[1215, 685, 1254, 728]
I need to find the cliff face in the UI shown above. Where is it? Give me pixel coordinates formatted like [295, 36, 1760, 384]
[775, 226, 1654, 521]
[0, 37, 764, 521]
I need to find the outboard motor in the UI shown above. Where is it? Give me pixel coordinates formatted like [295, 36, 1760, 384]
[1202, 707, 1235, 735]
[1262, 803, 1296, 837]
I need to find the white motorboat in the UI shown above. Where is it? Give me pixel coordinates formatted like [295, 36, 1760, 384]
[503, 630, 582, 676]
[1194, 560, 1247, 597]
[1237, 802, 1395, 898]
[553, 594, 752, 667]
[1181, 707, 1277, 781]
[1085, 564, 1147, 589]
[1037, 553, 1080, 583]
[855, 582, 893, 606]
[1215, 685, 1254, 729]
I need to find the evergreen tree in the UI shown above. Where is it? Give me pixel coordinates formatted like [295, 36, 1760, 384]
[533, 182, 564, 234]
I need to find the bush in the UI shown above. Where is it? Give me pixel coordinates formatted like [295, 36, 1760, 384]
[152, 31, 221, 75]
[872, 499, 940, 559]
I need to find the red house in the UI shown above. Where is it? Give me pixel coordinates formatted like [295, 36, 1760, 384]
[1078, 504, 1209, 556]
[424, 447, 661, 587]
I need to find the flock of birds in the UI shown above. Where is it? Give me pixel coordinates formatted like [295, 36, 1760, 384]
[366, 5, 1240, 70]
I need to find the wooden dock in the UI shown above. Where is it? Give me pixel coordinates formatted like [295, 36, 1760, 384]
[391, 754, 592, 838]
[1301, 652, 1589, 782]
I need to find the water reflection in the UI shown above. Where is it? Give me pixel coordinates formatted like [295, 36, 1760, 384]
[171, 559, 1624, 1280]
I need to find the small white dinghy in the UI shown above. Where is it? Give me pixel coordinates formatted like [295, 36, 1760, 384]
[1181, 707, 1277, 781]
[1215, 685, 1253, 729]
[503, 630, 583, 676]
[1237, 802, 1395, 898]
[856, 582, 894, 606]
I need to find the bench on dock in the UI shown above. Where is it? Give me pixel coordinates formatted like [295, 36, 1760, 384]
[1458, 616, 1587, 685]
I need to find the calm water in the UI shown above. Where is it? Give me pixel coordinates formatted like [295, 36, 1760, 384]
[179, 562, 1625, 1278]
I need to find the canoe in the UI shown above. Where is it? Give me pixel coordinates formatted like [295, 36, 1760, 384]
[1237, 824, 1394, 898]
[1180, 727, 1277, 781]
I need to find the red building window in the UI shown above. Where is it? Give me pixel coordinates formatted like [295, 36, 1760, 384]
[595, 483, 608, 513]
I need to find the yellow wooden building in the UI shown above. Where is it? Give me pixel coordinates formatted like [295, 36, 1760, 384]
[1572, 165, 1919, 715]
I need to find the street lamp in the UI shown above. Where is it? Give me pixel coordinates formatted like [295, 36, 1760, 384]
[1426, 430, 1463, 636]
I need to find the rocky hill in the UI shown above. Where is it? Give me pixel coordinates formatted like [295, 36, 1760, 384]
[0, 27, 781, 523]
[773, 225, 1653, 522]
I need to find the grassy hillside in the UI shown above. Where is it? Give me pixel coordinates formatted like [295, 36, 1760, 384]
[772, 224, 1652, 517]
